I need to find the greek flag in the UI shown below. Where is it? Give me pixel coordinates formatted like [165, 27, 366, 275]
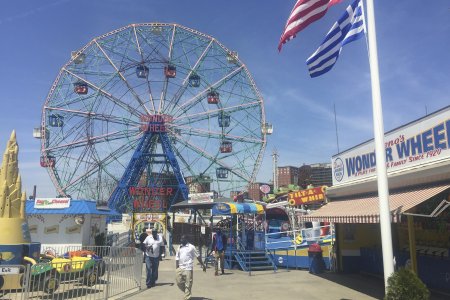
[307, 0, 365, 78]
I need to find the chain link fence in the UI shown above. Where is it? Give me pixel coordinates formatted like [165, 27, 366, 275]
[0, 246, 142, 300]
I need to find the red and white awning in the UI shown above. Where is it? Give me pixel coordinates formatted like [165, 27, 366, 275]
[299, 184, 450, 223]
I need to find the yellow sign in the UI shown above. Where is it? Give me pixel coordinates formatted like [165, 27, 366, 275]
[288, 186, 327, 206]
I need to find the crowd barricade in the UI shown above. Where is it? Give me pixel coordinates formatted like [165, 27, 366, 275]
[0, 245, 143, 300]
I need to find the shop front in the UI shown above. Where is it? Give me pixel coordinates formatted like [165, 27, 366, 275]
[301, 106, 450, 293]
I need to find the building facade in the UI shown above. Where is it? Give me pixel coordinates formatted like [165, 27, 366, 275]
[277, 166, 299, 188]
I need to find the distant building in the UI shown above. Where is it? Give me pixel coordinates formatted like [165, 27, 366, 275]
[299, 163, 332, 188]
[185, 176, 211, 194]
[310, 163, 332, 187]
[247, 182, 271, 201]
[277, 166, 299, 188]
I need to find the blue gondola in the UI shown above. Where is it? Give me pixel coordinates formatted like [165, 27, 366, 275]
[188, 74, 200, 87]
[218, 113, 230, 127]
[136, 65, 149, 78]
[49, 114, 64, 127]
[216, 167, 228, 179]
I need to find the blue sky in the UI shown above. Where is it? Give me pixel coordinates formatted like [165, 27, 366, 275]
[1, 0, 449, 197]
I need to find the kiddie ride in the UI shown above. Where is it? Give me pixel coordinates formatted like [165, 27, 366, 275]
[0, 132, 105, 296]
[1, 248, 106, 295]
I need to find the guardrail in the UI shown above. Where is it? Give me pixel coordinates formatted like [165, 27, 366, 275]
[0, 245, 142, 300]
[265, 224, 333, 249]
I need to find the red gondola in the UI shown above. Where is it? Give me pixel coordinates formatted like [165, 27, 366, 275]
[220, 141, 232, 153]
[40, 156, 56, 167]
[164, 65, 176, 78]
[74, 82, 88, 95]
[207, 91, 219, 104]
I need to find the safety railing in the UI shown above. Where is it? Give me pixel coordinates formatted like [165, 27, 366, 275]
[0, 245, 142, 300]
[265, 224, 333, 250]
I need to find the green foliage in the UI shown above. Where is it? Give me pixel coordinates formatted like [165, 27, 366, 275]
[385, 268, 430, 300]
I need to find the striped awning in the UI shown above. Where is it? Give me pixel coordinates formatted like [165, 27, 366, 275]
[299, 184, 450, 223]
[212, 202, 265, 215]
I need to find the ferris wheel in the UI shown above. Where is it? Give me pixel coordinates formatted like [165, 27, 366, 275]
[40, 23, 270, 205]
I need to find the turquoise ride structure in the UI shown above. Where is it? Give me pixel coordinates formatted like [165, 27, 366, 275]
[38, 23, 268, 213]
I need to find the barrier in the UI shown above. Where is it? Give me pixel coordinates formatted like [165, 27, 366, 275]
[0, 245, 142, 300]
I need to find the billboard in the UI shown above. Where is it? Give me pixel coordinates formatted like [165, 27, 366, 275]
[34, 198, 71, 209]
[332, 106, 450, 186]
[188, 192, 214, 204]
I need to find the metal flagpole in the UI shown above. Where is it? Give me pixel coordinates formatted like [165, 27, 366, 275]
[363, 0, 395, 289]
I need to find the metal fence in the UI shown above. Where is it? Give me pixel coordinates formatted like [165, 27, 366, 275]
[0, 245, 142, 300]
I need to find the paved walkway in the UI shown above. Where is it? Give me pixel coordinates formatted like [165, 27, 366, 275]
[124, 256, 386, 300]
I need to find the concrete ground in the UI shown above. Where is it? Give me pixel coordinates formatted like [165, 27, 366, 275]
[122, 256, 380, 300]
[122, 256, 448, 300]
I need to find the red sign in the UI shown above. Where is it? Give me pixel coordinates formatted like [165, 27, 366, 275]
[288, 186, 326, 206]
[129, 187, 173, 196]
[133, 198, 167, 211]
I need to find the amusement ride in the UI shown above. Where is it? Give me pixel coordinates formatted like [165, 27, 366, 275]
[38, 23, 271, 213]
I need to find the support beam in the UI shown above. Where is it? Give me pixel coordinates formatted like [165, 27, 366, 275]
[407, 215, 418, 274]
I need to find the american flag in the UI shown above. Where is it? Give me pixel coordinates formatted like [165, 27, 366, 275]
[278, 0, 342, 51]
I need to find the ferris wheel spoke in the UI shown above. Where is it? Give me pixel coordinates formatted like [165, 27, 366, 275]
[174, 134, 251, 182]
[170, 125, 262, 144]
[133, 25, 156, 112]
[170, 143, 197, 178]
[45, 128, 138, 152]
[61, 139, 138, 192]
[167, 39, 214, 113]
[94, 40, 152, 115]
[159, 24, 177, 113]
[63, 68, 143, 118]
[45, 106, 140, 127]
[172, 66, 244, 118]
[174, 100, 260, 126]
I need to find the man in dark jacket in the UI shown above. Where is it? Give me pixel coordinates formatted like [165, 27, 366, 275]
[139, 228, 148, 262]
[211, 228, 227, 276]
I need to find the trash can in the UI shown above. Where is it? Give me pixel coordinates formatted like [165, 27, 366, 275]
[308, 243, 325, 274]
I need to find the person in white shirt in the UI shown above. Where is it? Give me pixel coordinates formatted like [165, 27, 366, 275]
[143, 228, 164, 288]
[175, 235, 206, 300]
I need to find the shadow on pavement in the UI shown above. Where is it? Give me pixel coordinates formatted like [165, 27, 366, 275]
[316, 272, 385, 300]
[191, 297, 213, 300]
[316, 272, 449, 300]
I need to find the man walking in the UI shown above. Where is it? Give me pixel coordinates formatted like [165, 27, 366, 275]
[211, 228, 227, 275]
[176, 235, 206, 300]
[143, 228, 164, 288]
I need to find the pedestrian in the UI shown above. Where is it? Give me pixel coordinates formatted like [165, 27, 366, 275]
[211, 228, 227, 275]
[143, 228, 164, 288]
[176, 235, 206, 300]
[139, 228, 148, 261]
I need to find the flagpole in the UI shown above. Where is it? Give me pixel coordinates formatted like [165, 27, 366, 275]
[363, 0, 395, 290]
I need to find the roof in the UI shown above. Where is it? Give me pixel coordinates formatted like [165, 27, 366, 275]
[300, 183, 450, 223]
[170, 197, 231, 211]
[26, 200, 120, 216]
[212, 202, 265, 215]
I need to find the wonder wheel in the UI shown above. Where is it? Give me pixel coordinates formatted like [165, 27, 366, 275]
[40, 23, 268, 209]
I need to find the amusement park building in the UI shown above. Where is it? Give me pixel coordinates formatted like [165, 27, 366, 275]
[248, 182, 272, 201]
[300, 105, 450, 294]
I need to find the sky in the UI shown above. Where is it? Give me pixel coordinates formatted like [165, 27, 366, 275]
[0, 0, 449, 198]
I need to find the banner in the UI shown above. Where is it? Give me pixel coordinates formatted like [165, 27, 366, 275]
[188, 192, 214, 204]
[34, 198, 71, 209]
[288, 186, 326, 206]
[332, 107, 450, 186]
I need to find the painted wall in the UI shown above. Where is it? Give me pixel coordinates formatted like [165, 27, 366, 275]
[26, 214, 107, 251]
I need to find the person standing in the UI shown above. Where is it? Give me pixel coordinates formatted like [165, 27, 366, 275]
[143, 228, 164, 288]
[176, 235, 206, 300]
[211, 228, 227, 276]
[139, 228, 148, 250]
